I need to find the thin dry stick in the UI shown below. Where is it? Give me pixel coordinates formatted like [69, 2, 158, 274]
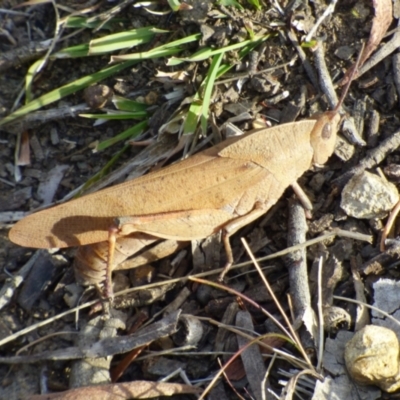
[217, 358, 246, 400]
[316, 257, 325, 373]
[241, 238, 314, 368]
[262, 353, 277, 400]
[285, 200, 313, 352]
[254, 229, 372, 264]
[191, 277, 299, 347]
[333, 295, 400, 329]
[380, 199, 400, 251]
[198, 332, 299, 400]
[215, 61, 296, 85]
[0, 250, 41, 310]
[202, 318, 309, 369]
[305, 0, 338, 42]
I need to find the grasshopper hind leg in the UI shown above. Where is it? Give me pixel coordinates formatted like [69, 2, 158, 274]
[218, 202, 269, 281]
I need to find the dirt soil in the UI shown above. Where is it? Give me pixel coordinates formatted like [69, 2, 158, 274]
[1, 0, 400, 399]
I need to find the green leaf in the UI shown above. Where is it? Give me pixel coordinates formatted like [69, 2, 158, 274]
[112, 96, 148, 112]
[95, 120, 148, 151]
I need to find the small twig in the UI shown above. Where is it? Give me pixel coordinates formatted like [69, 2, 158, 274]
[333, 295, 400, 329]
[333, 130, 400, 187]
[241, 238, 314, 368]
[256, 229, 372, 263]
[313, 40, 338, 109]
[0, 251, 41, 310]
[305, 0, 338, 42]
[214, 61, 296, 85]
[287, 30, 319, 90]
[316, 257, 324, 372]
[356, 20, 400, 81]
[218, 358, 246, 400]
[285, 200, 314, 352]
[380, 199, 400, 251]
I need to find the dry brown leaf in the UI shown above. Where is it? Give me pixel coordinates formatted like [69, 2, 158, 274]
[224, 356, 246, 381]
[16, 130, 31, 166]
[341, 0, 393, 85]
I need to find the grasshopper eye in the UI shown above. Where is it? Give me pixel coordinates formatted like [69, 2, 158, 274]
[321, 123, 332, 139]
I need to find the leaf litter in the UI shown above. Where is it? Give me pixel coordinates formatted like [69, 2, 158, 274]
[0, 0, 400, 399]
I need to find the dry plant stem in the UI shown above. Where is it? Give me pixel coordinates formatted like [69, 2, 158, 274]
[0, 40, 50, 73]
[87, 0, 135, 31]
[0, 250, 40, 310]
[393, 53, 400, 99]
[203, 317, 307, 369]
[285, 200, 314, 352]
[217, 358, 246, 400]
[2, 104, 90, 135]
[287, 30, 319, 90]
[316, 257, 324, 372]
[380, 199, 400, 251]
[361, 240, 400, 275]
[356, 20, 400, 81]
[241, 239, 313, 368]
[263, 353, 277, 400]
[281, 368, 322, 399]
[290, 182, 313, 211]
[255, 228, 372, 264]
[139, 287, 191, 330]
[199, 332, 303, 400]
[191, 277, 298, 346]
[313, 40, 338, 110]
[333, 130, 400, 187]
[16, 331, 80, 356]
[333, 295, 400, 329]
[305, 0, 338, 42]
[350, 256, 370, 330]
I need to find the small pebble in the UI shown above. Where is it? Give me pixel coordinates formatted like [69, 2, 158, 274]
[345, 325, 400, 392]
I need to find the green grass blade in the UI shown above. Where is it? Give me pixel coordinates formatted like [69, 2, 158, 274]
[167, 37, 263, 66]
[95, 120, 148, 151]
[112, 96, 148, 112]
[89, 27, 169, 55]
[64, 15, 121, 30]
[0, 60, 138, 127]
[200, 52, 224, 134]
[80, 111, 148, 120]
[74, 144, 130, 197]
[182, 95, 202, 135]
[111, 33, 201, 62]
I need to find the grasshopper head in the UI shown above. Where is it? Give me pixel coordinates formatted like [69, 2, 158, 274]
[310, 110, 341, 166]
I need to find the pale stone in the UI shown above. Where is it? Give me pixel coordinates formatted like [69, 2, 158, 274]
[345, 325, 400, 392]
[341, 171, 399, 219]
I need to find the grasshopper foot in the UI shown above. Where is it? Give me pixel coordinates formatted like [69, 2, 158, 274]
[218, 261, 233, 282]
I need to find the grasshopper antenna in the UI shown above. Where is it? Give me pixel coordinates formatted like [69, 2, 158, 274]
[333, 42, 365, 114]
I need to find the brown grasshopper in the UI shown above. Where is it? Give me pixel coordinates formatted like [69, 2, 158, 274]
[9, 62, 353, 298]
